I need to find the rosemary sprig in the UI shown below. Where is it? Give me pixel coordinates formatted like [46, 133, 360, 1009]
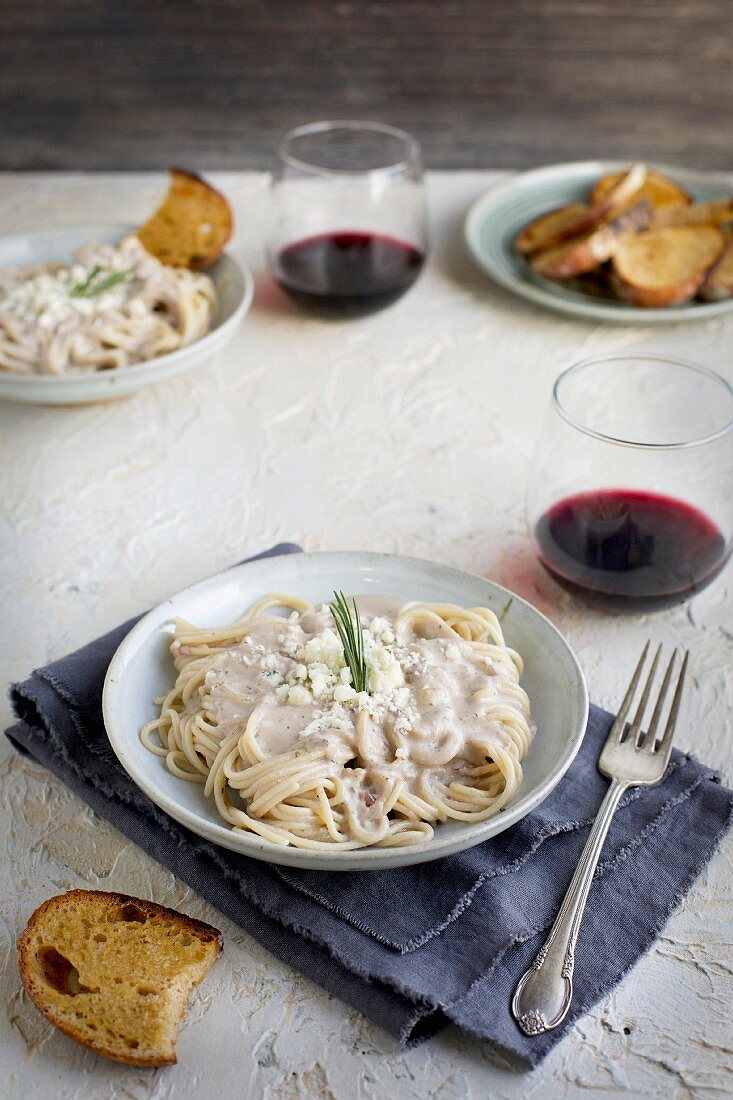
[70, 265, 135, 299]
[330, 590, 369, 694]
[70, 265, 101, 297]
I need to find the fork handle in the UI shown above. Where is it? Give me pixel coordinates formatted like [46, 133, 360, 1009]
[511, 777, 630, 1036]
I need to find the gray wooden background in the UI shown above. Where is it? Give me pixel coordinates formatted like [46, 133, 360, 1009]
[2, 0, 731, 171]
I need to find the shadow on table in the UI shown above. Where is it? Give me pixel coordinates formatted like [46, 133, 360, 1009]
[436, 203, 531, 314]
[251, 270, 301, 319]
[485, 542, 564, 621]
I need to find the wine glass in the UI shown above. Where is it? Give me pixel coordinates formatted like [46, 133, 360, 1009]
[526, 355, 733, 611]
[267, 121, 428, 318]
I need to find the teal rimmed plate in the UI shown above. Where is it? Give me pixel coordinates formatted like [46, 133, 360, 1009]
[465, 160, 733, 324]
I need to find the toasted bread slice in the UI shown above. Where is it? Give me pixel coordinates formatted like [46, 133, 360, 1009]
[612, 226, 724, 306]
[516, 163, 647, 256]
[137, 169, 233, 270]
[530, 202, 652, 279]
[652, 198, 733, 230]
[530, 226, 616, 279]
[591, 168, 691, 211]
[700, 231, 733, 300]
[17, 890, 222, 1067]
[515, 203, 591, 254]
[587, 162, 647, 219]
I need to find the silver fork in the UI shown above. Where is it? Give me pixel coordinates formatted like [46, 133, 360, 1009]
[511, 643, 689, 1036]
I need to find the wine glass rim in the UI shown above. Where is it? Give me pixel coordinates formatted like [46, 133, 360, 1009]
[276, 120, 422, 176]
[553, 354, 733, 449]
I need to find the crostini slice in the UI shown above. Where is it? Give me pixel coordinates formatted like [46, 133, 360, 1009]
[530, 202, 652, 279]
[515, 203, 591, 254]
[137, 168, 233, 270]
[17, 890, 222, 1067]
[652, 198, 733, 230]
[611, 226, 725, 307]
[516, 163, 647, 255]
[591, 168, 692, 212]
[700, 231, 733, 300]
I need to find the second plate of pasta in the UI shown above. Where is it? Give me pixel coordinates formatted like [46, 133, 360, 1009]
[0, 223, 252, 404]
[103, 552, 588, 870]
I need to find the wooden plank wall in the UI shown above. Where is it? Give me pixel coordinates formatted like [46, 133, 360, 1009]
[1, 0, 731, 170]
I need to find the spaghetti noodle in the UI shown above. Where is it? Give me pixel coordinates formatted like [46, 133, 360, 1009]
[141, 594, 533, 850]
[0, 236, 216, 375]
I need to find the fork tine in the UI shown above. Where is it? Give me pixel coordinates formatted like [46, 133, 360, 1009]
[654, 651, 689, 760]
[608, 641, 650, 742]
[640, 649, 677, 750]
[626, 643, 662, 744]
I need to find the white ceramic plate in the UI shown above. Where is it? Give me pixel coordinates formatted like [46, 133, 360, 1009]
[465, 160, 733, 324]
[103, 551, 589, 871]
[0, 223, 253, 405]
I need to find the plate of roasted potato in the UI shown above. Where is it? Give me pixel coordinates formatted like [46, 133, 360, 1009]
[465, 161, 733, 323]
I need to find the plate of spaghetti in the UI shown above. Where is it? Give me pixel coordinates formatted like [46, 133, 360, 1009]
[103, 552, 588, 870]
[0, 221, 252, 405]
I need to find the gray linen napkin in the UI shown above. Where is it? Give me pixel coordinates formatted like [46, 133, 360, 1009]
[6, 544, 733, 1068]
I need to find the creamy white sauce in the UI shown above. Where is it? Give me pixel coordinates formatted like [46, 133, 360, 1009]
[190, 598, 528, 841]
[0, 236, 216, 375]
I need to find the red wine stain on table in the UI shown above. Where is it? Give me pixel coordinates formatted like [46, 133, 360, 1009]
[275, 232, 425, 317]
[487, 543, 560, 618]
[535, 488, 728, 612]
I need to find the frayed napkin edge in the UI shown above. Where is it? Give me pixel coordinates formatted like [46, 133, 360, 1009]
[272, 754, 693, 954]
[6, 715, 727, 1023]
[9, 663, 708, 963]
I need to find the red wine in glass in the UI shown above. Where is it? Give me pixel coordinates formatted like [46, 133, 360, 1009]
[535, 488, 728, 611]
[275, 231, 425, 317]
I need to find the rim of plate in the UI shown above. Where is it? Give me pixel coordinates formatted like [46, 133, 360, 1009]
[0, 222, 253, 388]
[464, 160, 733, 324]
[103, 551, 589, 870]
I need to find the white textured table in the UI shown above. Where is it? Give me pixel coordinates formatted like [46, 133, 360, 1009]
[2, 172, 732, 1100]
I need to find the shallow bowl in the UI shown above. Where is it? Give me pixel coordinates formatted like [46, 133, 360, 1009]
[103, 551, 588, 871]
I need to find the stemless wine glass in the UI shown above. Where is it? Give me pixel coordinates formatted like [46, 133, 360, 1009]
[267, 121, 428, 318]
[526, 355, 733, 612]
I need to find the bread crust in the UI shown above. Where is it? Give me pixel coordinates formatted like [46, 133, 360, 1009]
[136, 168, 233, 270]
[17, 890, 222, 1067]
[515, 203, 591, 254]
